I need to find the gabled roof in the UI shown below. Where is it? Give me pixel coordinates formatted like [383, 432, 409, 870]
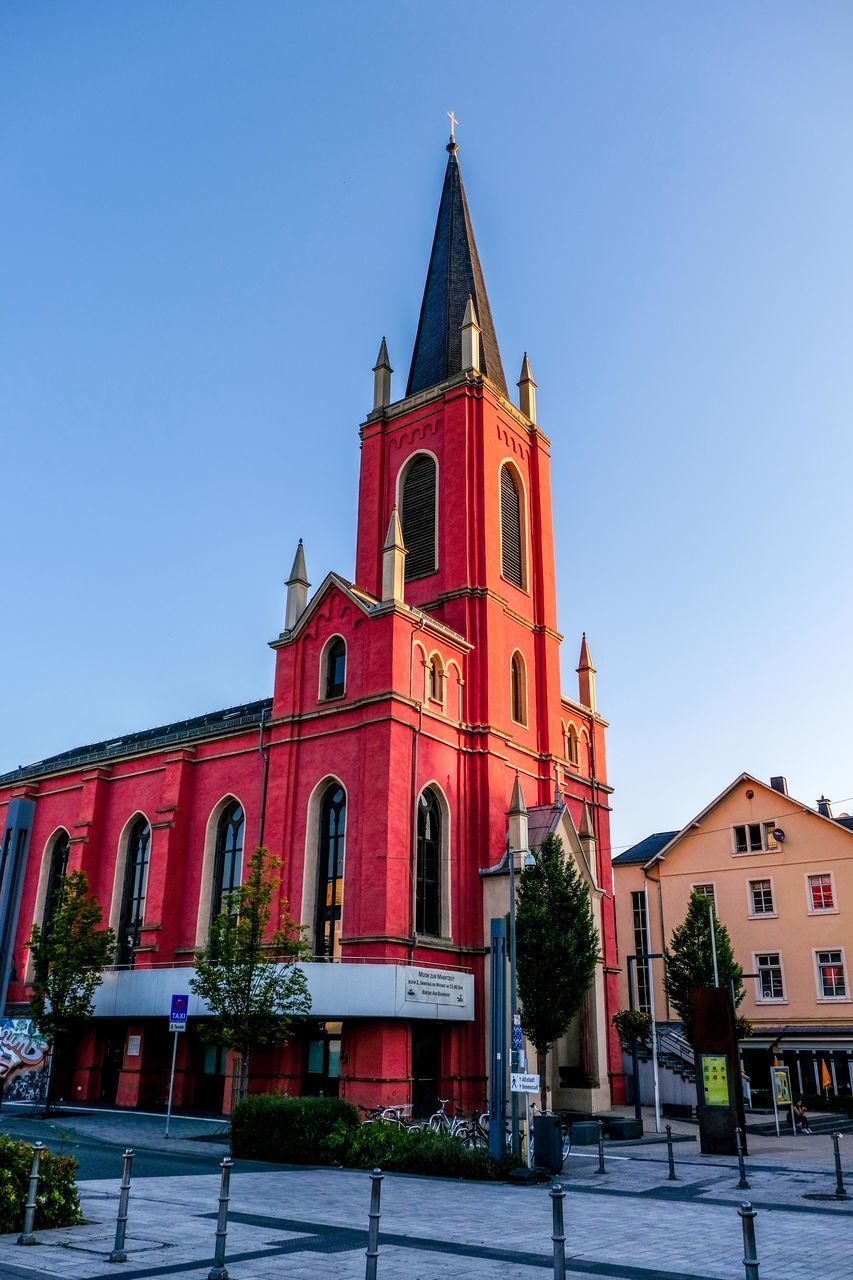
[612, 831, 679, 866]
[406, 143, 507, 398]
[0, 699, 272, 786]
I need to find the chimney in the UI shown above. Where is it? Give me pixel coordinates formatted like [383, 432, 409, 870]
[769, 776, 788, 796]
[817, 795, 833, 819]
[381, 506, 406, 604]
[461, 296, 481, 373]
[507, 774, 528, 854]
[284, 539, 310, 632]
[372, 337, 392, 410]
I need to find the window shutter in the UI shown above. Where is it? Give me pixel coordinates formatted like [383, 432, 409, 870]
[402, 455, 436, 580]
[501, 466, 523, 587]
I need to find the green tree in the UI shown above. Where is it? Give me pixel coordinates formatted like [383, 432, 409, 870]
[515, 833, 600, 1111]
[26, 870, 115, 1109]
[190, 846, 311, 1102]
[663, 891, 746, 1045]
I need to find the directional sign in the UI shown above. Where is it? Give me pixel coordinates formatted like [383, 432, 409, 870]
[169, 994, 189, 1033]
[510, 1072, 540, 1094]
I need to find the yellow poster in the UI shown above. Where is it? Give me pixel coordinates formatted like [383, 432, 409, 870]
[773, 1066, 792, 1107]
[701, 1054, 729, 1107]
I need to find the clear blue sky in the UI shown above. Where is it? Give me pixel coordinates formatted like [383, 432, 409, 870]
[3, 2, 852, 853]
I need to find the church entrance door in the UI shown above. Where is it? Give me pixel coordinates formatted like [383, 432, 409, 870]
[412, 1023, 440, 1118]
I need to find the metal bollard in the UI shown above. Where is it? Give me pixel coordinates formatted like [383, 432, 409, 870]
[665, 1124, 677, 1180]
[595, 1121, 606, 1175]
[738, 1201, 760, 1280]
[109, 1149, 135, 1263]
[832, 1132, 848, 1198]
[207, 1156, 233, 1280]
[550, 1182, 566, 1280]
[735, 1127, 750, 1190]
[365, 1167, 383, 1280]
[17, 1141, 46, 1245]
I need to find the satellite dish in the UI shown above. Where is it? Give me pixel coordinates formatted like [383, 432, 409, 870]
[772, 828, 785, 843]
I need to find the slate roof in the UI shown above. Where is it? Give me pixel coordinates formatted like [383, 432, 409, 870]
[527, 803, 562, 850]
[0, 698, 272, 785]
[612, 831, 679, 866]
[835, 816, 853, 832]
[406, 143, 507, 398]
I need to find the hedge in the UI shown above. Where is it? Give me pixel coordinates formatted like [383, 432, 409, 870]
[230, 1094, 507, 1180]
[230, 1095, 359, 1163]
[0, 1135, 82, 1235]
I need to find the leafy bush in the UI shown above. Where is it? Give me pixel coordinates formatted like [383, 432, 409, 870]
[230, 1094, 359, 1163]
[0, 1135, 82, 1234]
[612, 1009, 652, 1051]
[330, 1121, 504, 1180]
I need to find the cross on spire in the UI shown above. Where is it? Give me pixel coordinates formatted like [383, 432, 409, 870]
[447, 110, 458, 142]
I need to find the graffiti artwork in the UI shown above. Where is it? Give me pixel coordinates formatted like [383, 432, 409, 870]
[0, 1019, 49, 1100]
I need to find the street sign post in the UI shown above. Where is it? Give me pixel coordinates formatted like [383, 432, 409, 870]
[165, 995, 189, 1137]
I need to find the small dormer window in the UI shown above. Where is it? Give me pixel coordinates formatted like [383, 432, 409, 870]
[324, 637, 346, 700]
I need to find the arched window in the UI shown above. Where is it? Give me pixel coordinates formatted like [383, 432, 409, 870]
[567, 724, 580, 767]
[316, 785, 346, 958]
[416, 788, 442, 936]
[117, 817, 151, 966]
[211, 801, 244, 924]
[427, 654, 445, 705]
[510, 651, 527, 726]
[324, 637, 346, 700]
[42, 832, 70, 935]
[500, 464, 524, 588]
[401, 454, 437, 581]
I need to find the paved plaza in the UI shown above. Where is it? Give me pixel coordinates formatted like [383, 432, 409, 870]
[0, 1107, 851, 1279]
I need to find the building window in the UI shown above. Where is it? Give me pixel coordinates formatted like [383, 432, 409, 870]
[816, 950, 847, 999]
[401, 454, 437, 581]
[630, 890, 651, 1012]
[42, 832, 70, 935]
[749, 879, 775, 916]
[316, 785, 346, 959]
[510, 651, 527, 726]
[566, 725, 579, 768]
[500, 464, 524, 588]
[324, 637, 346, 700]
[692, 883, 716, 908]
[755, 953, 785, 1001]
[211, 802, 244, 924]
[427, 655, 446, 705]
[117, 817, 151, 967]
[732, 822, 779, 855]
[808, 873, 835, 912]
[416, 788, 442, 937]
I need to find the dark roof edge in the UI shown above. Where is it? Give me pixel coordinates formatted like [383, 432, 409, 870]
[0, 698, 273, 787]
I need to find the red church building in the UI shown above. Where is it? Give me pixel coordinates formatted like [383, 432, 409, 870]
[0, 137, 624, 1116]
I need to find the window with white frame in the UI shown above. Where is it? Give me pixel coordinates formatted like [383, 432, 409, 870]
[816, 950, 847, 999]
[732, 822, 780, 854]
[749, 879, 774, 916]
[755, 952, 784, 1000]
[808, 873, 835, 912]
[692, 883, 715, 907]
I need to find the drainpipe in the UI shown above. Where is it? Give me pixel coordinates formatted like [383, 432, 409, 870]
[257, 705, 270, 848]
[409, 613, 427, 953]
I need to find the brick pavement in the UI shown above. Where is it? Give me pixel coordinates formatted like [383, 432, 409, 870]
[0, 1110, 851, 1279]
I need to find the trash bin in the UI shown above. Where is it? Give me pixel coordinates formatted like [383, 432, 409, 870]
[533, 1114, 563, 1173]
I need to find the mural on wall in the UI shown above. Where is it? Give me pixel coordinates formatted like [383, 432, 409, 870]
[0, 1018, 49, 1101]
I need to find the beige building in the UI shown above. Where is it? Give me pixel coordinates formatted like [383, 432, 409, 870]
[613, 774, 853, 1104]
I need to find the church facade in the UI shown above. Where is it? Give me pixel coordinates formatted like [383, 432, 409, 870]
[0, 139, 624, 1116]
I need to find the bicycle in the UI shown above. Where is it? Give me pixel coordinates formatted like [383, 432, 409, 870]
[427, 1098, 469, 1140]
[358, 1103, 405, 1126]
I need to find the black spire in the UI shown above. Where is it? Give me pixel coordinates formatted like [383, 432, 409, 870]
[406, 142, 507, 398]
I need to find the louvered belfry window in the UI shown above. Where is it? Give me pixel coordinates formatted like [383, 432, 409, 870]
[500, 465, 523, 587]
[401, 454, 436, 580]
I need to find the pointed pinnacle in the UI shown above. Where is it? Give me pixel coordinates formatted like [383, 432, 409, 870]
[518, 352, 536, 386]
[462, 294, 479, 329]
[579, 801, 595, 840]
[508, 773, 527, 816]
[383, 505, 406, 551]
[374, 337, 392, 372]
[287, 538, 309, 587]
[577, 632, 596, 672]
